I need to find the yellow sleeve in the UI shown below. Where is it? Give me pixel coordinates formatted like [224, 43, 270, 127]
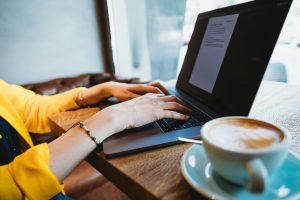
[0, 143, 63, 200]
[0, 80, 84, 133]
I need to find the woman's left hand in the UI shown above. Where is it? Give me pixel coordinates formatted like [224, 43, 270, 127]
[107, 81, 169, 101]
[76, 81, 169, 106]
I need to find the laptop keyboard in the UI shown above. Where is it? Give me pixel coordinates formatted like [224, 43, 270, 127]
[157, 110, 211, 132]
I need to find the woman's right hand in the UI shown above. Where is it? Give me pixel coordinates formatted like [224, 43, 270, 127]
[49, 93, 190, 182]
[88, 93, 191, 136]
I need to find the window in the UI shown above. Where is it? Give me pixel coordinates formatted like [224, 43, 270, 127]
[108, 0, 300, 84]
[270, 1, 300, 84]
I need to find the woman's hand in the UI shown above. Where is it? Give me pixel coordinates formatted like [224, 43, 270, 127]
[76, 81, 169, 106]
[49, 93, 190, 182]
[107, 81, 169, 101]
[87, 93, 191, 135]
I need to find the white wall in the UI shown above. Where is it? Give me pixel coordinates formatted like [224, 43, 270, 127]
[0, 0, 104, 84]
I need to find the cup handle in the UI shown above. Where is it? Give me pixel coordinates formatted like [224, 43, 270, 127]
[245, 159, 268, 193]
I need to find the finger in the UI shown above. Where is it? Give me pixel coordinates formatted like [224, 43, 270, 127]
[159, 95, 177, 102]
[163, 102, 192, 113]
[159, 95, 184, 104]
[158, 110, 190, 120]
[129, 92, 140, 99]
[145, 93, 165, 98]
[130, 85, 163, 95]
[159, 95, 186, 106]
[118, 91, 140, 101]
[148, 81, 169, 95]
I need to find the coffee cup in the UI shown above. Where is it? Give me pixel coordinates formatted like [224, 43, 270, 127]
[201, 117, 290, 193]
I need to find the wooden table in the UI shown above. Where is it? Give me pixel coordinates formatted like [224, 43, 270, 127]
[49, 81, 300, 200]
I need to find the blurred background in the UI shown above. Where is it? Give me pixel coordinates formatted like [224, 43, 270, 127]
[108, 0, 300, 84]
[0, 0, 299, 85]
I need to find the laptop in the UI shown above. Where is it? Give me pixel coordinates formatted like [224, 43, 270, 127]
[103, 0, 292, 158]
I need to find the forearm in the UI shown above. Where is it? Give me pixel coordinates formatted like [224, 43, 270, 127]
[49, 93, 189, 182]
[76, 82, 112, 106]
[48, 111, 116, 182]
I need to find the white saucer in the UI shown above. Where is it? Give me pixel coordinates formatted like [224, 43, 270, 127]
[181, 144, 300, 200]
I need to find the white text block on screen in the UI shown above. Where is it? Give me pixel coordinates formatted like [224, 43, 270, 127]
[189, 14, 239, 93]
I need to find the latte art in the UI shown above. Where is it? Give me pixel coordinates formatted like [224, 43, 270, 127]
[206, 119, 283, 150]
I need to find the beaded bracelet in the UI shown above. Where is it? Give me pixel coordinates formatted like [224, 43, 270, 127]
[71, 121, 101, 146]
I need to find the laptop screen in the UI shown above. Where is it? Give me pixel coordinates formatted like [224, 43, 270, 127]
[189, 14, 239, 94]
[177, 0, 292, 116]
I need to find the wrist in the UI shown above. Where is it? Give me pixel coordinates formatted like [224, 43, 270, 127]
[84, 108, 120, 141]
[75, 82, 114, 107]
[76, 88, 89, 107]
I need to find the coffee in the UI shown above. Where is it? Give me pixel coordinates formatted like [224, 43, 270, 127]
[206, 118, 283, 150]
[201, 117, 290, 193]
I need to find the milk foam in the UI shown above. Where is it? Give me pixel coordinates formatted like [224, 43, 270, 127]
[207, 120, 282, 150]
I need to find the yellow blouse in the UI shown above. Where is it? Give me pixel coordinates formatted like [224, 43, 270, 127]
[0, 80, 84, 200]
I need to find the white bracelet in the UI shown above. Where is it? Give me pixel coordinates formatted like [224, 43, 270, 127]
[72, 121, 101, 145]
